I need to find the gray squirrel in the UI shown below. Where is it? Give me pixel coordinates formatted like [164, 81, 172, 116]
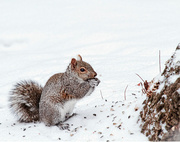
[9, 55, 100, 129]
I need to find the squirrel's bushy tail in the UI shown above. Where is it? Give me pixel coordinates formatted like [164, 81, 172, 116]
[9, 80, 43, 122]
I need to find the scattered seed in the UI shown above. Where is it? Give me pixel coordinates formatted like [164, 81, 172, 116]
[93, 114, 96, 116]
[117, 124, 121, 129]
[58, 138, 61, 140]
[107, 115, 109, 118]
[98, 132, 102, 134]
[130, 133, 134, 135]
[23, 135, 25, 137]
[122, 111, 125, 114]
[70, 134, 74, 137]
[84, 117, 87, 119]
[110, 108, 115, 111]
[134, 107, 139, 111]
[23, 128, 26, 131]
[112, 116, 117, 122]
[74, 127, 78, 132]
[107, 127, 109, 129]
[128, 115, 131, 119]
[113, 116, 117, 119]
[122, 104, 125, 106]
[110, 134, 113, 136]
[113, 123, 117, 125]
[100, 135, 104, 138]
[105, 99, 107, 102]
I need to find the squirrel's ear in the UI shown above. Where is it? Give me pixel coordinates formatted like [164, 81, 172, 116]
[71, 58, 77, 69]
[77, 54, 82, 61]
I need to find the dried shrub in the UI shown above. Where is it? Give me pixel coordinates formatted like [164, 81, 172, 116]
[139, 45, 180, 141]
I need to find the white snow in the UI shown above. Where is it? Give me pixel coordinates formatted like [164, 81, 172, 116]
[156, 82, 165, 94]
[177, 88, 180, 94]
[169, 74, 180, 84]
[0, 0, 180, 141]
[173, 46, 180, 64]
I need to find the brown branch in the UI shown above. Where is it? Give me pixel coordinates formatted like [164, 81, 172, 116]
[135, 73, 145, 82]
[159, 50, 161, 73]
[136, 74, 149, 95]
[100, 90, 103, 100]
[124, 85, 128, 100]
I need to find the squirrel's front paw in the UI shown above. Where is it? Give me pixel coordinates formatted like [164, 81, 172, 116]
[88, 78, 100, 87]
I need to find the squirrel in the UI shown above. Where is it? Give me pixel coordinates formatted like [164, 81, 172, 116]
[9, 55, 100, 129]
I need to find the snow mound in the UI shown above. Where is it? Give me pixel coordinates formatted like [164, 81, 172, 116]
[139, 44, 180, 141]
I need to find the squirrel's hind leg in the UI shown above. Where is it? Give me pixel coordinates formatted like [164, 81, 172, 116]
[56, 113, 77, 130]
[56, 122, 70, 130]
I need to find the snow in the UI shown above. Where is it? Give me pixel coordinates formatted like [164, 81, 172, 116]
[178, 88, 180, 94]
[169, 74, 180, 84]
[173, 46, 180, 64]
[156, 82, 165, 94]
[0, 0, 180, 141]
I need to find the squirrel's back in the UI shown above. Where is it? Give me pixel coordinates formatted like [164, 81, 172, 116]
[9, 80, 42, 122]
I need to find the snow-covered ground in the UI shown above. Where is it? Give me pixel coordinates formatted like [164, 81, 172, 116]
[0, 0, 180, 141]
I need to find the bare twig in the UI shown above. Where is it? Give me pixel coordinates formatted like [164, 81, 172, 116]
[100, 90, 103, 100]
[136, 74, 149, 95]
[159, 50, 161, 73]
[135, 73, 145, 82]
[124, 85, 128, 100]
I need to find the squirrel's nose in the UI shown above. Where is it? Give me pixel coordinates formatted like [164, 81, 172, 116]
[93, 72, 97, 77]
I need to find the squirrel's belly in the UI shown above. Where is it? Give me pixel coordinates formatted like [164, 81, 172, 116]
[59, 99, 77, 121]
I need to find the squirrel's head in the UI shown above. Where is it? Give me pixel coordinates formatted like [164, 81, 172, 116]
[70, 55, 97, 81]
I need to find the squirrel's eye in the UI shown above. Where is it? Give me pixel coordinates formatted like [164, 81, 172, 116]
[80, 68, 86, 72]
